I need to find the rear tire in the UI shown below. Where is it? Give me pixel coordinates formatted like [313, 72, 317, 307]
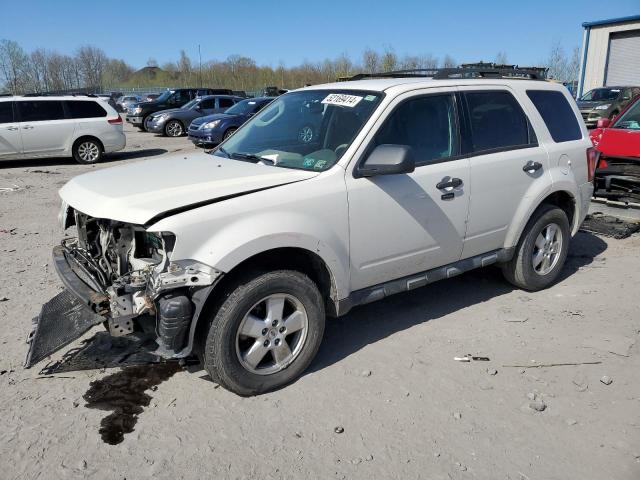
[201, 270, 325, 396]
[72, 138, 103, 164]
[501, 204, 570, 291]
[165, 119, 184, 137]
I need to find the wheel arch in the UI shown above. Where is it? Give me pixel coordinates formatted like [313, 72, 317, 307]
[504, 188, 577, 251]
[72, 135, 104, 153]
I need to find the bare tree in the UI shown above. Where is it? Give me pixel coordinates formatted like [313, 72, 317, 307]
[381, 47, 397, 72]
[442, 54, 457, 68]
[0, 39, 29, 93]
[495, 51, 508, 64]
[362, 48, 379, 74]
[76, 46, 107, 90]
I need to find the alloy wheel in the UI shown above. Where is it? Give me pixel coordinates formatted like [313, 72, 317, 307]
[77, 142, 100, 163]
[235, 294, 309, 375]
[166, 121, 183, 137]
[532, 223, 563, 275]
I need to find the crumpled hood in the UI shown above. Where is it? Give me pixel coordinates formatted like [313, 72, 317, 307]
[594, 128, 640, 158]
[59, 152, 319, 225]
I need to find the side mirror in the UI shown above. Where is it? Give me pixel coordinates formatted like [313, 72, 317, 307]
[358, 144, 415, 177]
[596, 118, 611, 129]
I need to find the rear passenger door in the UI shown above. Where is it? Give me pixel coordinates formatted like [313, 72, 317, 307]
[198, 98, 218, 115]
[459, 87, 549, 259]
[16, 100, 76, 157]
[0, 101, 23, 160]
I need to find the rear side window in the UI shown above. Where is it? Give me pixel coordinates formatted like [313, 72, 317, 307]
[218, 98, 234, 109]
[463, 91, 534, 153]
[0, 102, 14, 124]
[17, 100, 65, 122]
[527, 90, 582, 143]
[66, 101, 107, 119]
[199, 98, 216, 109]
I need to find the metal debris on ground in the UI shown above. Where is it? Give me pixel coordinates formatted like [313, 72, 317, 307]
[503, 361, 602, 368]
[600, 375, 613, 385]
[580, 213, 640, 239]
[334, 426, 344, 434]
[454, 354, 490, 362]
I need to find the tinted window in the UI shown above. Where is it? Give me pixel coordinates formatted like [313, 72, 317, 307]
[17, 101, 65, 122]
[527, 90, 582, 143]
[464, 91, 532, 152]
[0, 102, 14, 124]
[199, 98, 216, 109]
[218, 98, 234, 109]
[373, 94, 458, 164]
[66, 100, 107, 119]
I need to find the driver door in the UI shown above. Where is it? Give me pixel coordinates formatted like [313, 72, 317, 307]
[346, 89, 471, 291]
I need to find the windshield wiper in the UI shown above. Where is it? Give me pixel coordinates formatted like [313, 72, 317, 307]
[215, 146, 230, 158]
[229, 152, 275, 165]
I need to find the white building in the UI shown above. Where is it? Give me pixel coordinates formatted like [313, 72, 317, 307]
[577, 15, 640, 98]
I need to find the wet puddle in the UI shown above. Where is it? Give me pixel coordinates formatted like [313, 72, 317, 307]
[83, 362, 182, 445]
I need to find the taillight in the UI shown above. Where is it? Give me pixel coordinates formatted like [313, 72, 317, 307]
[108, 114, 123, 125]
[586, 147, 599, 182]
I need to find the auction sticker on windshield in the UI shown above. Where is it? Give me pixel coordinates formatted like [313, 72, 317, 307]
[322, 93, 363, 108]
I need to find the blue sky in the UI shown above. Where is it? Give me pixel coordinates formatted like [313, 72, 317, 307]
[1, 0, 638, 68]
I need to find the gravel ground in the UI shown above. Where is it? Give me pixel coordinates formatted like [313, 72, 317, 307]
[1, 124, 639, 480]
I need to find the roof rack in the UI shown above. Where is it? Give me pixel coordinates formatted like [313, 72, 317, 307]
[345, 66, 548, 82]
[21, 92, 99, 97]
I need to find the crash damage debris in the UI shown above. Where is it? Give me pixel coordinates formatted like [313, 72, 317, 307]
[24, 290, 105, 368]
[39, 331, 162, 376]
[580, 213, 640, 239]
[83, 362, 182, 445]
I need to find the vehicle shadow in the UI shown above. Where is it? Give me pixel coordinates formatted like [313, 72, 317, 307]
[306, 231, 608, 375]
[0, 148, 167, 169]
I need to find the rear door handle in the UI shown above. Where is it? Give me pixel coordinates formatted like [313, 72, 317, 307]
[22, 125, 34, 130]
[523, 161, 542, 173]
[436, 177, 463, 189]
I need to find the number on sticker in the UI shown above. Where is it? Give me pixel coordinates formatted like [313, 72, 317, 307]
[322, 94, 363, 108]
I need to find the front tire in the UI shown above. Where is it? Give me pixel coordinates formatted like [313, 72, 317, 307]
[501, 204, 570, 291]
[201, 270, 325, 396]
[72, 138, 103, 164]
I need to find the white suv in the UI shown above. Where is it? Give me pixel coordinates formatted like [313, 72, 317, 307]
[26, 70, 595, 395]
[0, 95, 125, 163]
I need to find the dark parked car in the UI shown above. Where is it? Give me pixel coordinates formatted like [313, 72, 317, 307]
[125, 88, 234, 130]
[188, 97, 274, 146]
[144, 93, 161, 102]
[577, 86, 640, 128]
[146, 95, 243, 137]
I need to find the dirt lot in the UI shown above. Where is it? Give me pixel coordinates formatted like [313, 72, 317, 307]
[1, 124, 639, 480]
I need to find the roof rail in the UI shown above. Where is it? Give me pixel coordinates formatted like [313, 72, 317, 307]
[345, 66, 548, 82]
[21, 92, 99, 98]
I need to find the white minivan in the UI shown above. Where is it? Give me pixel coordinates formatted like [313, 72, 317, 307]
[0, 95, 126, 164]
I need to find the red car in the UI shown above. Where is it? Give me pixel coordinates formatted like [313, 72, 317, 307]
[589, 96, 640, 203]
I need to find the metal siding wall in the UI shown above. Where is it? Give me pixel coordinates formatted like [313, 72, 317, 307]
[605, 30, 640, 85]
[582, 20, 640, 94]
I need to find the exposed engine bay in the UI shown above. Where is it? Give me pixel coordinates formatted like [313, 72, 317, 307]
[24, 207, 220, 368]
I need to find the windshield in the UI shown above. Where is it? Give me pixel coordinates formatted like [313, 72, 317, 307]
[580, 88, 621, 102]
[154, 91, 174, 102]
[216, 90, 383, 171]
[613, 99, 640, 130]
[225, 99, 270, 115]
[182, 98, 199, 110]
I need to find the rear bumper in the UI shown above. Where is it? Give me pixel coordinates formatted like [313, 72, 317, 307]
[103, 132, 126, 153]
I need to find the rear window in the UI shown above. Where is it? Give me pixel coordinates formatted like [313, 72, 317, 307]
[17, 100, 65, 122]
[0, 101, 14, 124]
[464, 91, 535, 153]
[218, 98, 234, 108]
[66, 100, 107, 119]
[526, 90, 582, 143]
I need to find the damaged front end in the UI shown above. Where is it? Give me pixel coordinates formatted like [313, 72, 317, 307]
[25, 208, 221, 368]
[594, 156, 640, 205]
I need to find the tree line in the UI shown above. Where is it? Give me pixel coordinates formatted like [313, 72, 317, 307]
[0, 39, 581, 95]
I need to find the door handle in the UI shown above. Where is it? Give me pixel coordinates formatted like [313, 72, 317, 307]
[6, 126, 18, 131]
[436, 177, 463, 189]
[22, 125, 34, 130]
[523, 161, 542, 173]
